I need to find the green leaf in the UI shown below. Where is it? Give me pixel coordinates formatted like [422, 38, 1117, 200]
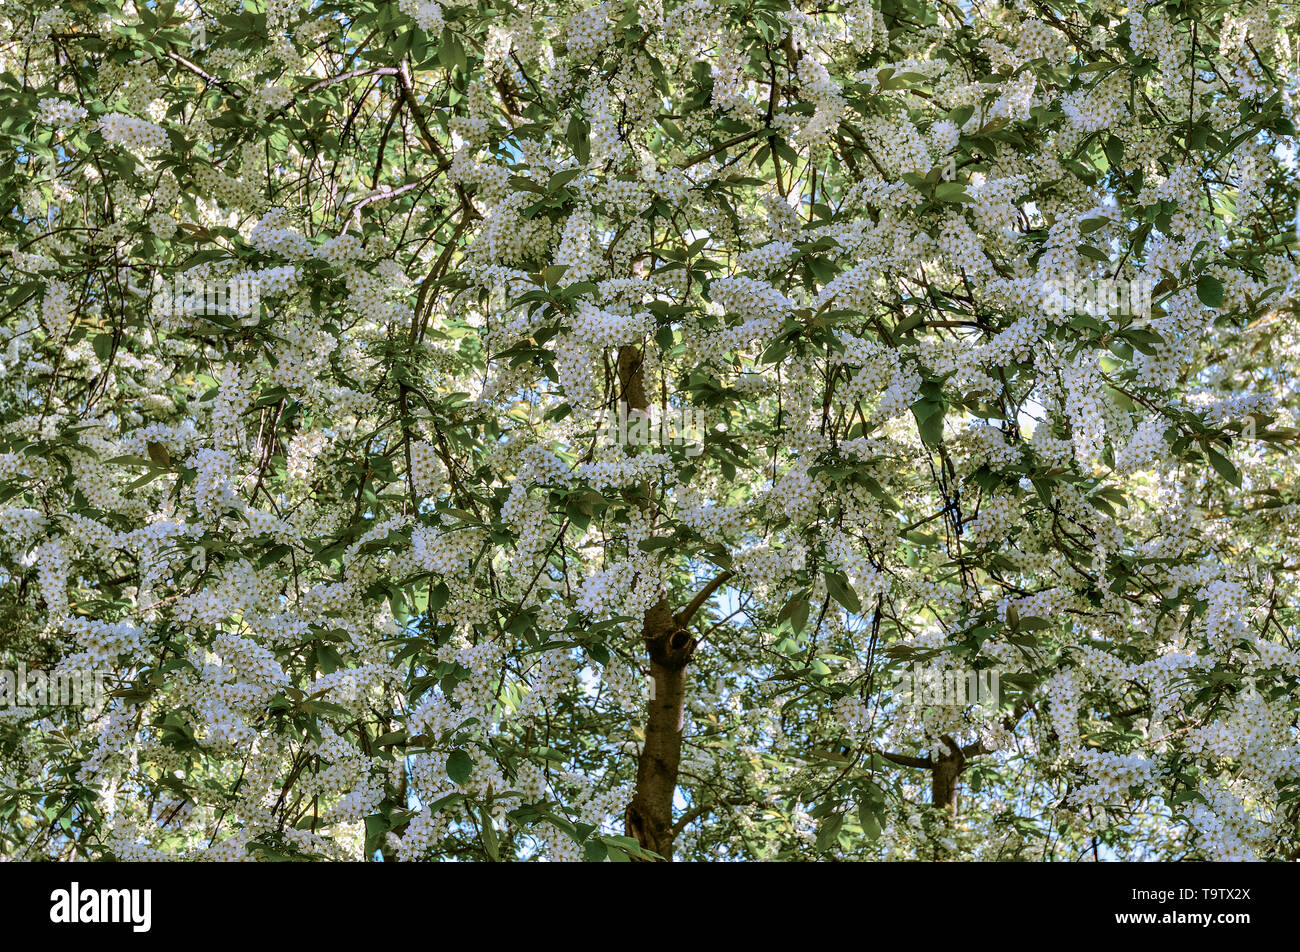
[858, 801, 881, 840]
[1103, 135, 1124, 168]
[934, 181, 973, 203]
[815, 812, 843, 852]
[911, 398, 945, 445]
[1196, 275, 1224, 308]
[790, 598, 810, 634]
[446, 749, 473, 785]
[948, 105, 974, 128]
[566, 114, 590, 164]
[539, 265, 568, 287]
[1204, 445, 1240, 487]
[547, 167, 583, 193]
[823, 571, 861, 615]
[479, 806, 499, 860]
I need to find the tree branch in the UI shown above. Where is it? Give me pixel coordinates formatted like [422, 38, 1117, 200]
[675, 570, 734, 628]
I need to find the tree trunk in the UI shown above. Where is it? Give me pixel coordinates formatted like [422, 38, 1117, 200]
[615, 344, 694, 860]
[931, 735, 966, 814]
[625, 598, 694, 860]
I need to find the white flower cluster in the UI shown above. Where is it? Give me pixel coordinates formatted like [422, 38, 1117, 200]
[407, 440, 445, 498]
[578, 452, 672, 492]
[1113, 416, 1168, 474]
[1041, 670, 1082, 752]
[398, 0, 444, 32]
[412, 523, 483, 578]
[768, 458, 827, 522]
[39, 98, 87, 127]
[963, 422, 1023, 469]
[1061, 73, 1130, 133]
[249, 209, 313, 259]
[249, 84, 293, 118]
[795, 56, 845, 155]
[735, 240, 796, 275]
[193, 164, 264, 211]
[40, 279, 73, 340]
[318, 233, 364, 266]
[963, 492, 1020, 544]
[569, 302, 649, 348]
[1071, 749, 1157, 807]
[1187, 781, 1270, 861]
[1199, 579, 1249, 651]
[710, 274, 795, 319]
[1060, 356, 1106, 464]
[552, 206, 595, 278]
[565, 3, 613, 61]
[98, 113, 169, 154]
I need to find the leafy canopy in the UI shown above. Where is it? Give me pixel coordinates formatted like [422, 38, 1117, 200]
[1, 0, 1299, 861]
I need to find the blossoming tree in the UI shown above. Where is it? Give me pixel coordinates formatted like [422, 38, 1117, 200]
[1, 0, 1299, 861]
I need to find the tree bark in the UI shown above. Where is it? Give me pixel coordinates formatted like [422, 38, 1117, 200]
[615, 343, 696, 860]
[625, 598, 694, 860]
[931, 735, 967, 814]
